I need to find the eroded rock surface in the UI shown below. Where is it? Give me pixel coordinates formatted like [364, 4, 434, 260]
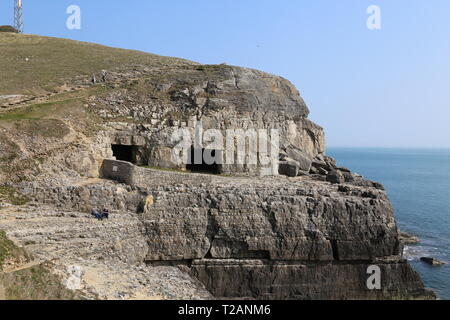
[0, 205, 212, 300]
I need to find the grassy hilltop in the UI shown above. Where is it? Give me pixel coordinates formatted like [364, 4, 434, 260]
[0, 32, 195, 95]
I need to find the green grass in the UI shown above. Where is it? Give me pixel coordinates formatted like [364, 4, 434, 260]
[0, 264, 79, 300]
[0, 231, 29, 271]
[0, 33, 196, 95]
[0, 133, 19, 162]
[0, 100, 70, 122]
[0, 185, 30, 206]
[13, 119, 70, 138]
[0, 231, 79, 300]
[0, 88, 106, 136]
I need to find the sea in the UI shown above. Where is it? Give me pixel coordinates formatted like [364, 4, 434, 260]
[327, 147, 450, 300]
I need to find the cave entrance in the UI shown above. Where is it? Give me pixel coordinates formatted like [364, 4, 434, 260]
[187, 147, 220, 174]
[112, 144, 138, 164]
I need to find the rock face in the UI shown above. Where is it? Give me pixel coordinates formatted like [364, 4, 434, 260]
[0, 35, 435, 299]
[88, 65, 325, 176]
[190, 260, 428, 300]
[97, 161, 435, 299]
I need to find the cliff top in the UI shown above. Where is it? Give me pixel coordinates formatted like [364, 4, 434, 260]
[0, 33, 310, 118]
[0, 33, 195, 95]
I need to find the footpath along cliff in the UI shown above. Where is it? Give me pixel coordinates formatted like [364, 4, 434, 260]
[0, 33, 435, 299]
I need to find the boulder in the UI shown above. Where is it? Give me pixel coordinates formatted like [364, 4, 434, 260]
[311, 157, 336, 175]
[285, 148, 313, 172]
[327, 170, 344, 184]
[309, 166, 318, 174]
[371, 181, 385, 191]
[342, 171, 355, 183]
[399, 231, 420, 245]
[278, 159, 299, 177]
[350, 178, 386, 191]
[420, 257, 445, 266]
[324, 156, 337, 168]
[311, 160, 329, 171]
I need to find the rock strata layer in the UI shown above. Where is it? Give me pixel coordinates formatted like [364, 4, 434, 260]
[99, 163, 435, 299]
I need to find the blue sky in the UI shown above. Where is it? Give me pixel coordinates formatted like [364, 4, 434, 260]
[1, 0, 450, 148]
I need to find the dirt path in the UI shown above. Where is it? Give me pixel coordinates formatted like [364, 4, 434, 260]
[3, 260, 41, 274]
[0, 75, 145, 113]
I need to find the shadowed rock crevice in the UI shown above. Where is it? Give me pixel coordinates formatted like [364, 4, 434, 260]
[330, 240, 340, 261]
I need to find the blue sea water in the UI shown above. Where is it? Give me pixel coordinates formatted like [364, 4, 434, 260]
[327, 148, 450, 300]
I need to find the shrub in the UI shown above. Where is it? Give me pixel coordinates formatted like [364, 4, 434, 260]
[0, 25, 19, 33]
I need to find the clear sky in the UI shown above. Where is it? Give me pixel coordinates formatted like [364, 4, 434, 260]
[1, 0, 450, 148]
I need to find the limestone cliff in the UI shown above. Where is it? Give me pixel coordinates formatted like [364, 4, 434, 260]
[0, 33, 435, 300]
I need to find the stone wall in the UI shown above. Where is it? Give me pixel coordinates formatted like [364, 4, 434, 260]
[100, 159, 214, 190]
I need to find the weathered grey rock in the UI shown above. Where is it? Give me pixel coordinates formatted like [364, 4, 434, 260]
[190, 259, 434, 300]
[311, 160, 331, 173]
[350, 178, 385, 191]
[324, 156, 337, 168]
[285, 147, 313, 172]
[399, 231, 420, 245]
[278, 159, 299, 177]
[85, 64, 327, 176]
[327, 170, 345, 184]
[342, 171, 355, 183]
[420, 257, 445, 266]
[89, 165, 436, 299]
[0, 206, 212, 300]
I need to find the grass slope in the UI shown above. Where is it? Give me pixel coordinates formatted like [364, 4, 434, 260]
[0, 231, 78, 300]
[0, 33, 195, 95]
[0, 265, 78, 300]
[0, 230, 29, 270]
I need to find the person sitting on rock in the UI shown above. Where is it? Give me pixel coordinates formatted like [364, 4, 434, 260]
[91, 209, 102, 220]
[101, 209, 109, 220]
[101, 70, 108, 82]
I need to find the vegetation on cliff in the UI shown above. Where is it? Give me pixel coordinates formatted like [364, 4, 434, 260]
[0, 33, 194, 95]
[0, 231, 77, 300]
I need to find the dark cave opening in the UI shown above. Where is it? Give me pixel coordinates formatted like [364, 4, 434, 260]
[186, 147, 220, 174]
[111, 144, 137, 164]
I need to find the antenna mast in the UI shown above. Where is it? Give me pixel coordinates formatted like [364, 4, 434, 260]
[14, 0, 23, 33]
